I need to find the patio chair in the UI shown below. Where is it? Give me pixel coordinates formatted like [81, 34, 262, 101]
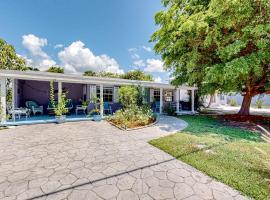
[26, 101, 43, 115]
[103, 102, 112, 115]
[66, 99, 73, 113]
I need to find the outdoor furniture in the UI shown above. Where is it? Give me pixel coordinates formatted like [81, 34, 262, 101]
[9, 108, 30, 121]
[25, 101, 43, 115]
[103, 102, 112, 115]
[76, 105, 87, 115]
[66, 99, 74, 113]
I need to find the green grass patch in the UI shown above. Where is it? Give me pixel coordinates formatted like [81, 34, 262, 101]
[149, 115, 270, 200]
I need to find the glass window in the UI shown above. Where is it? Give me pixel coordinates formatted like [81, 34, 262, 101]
[153, 90, 160, 101]
[96, 86, 113, 102]
[164, 91, 173, 102]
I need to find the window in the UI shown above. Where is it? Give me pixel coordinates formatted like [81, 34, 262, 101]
[153, 90, 160, 101]
[96, 86, 114, 102]
[164, 91, 173, 102]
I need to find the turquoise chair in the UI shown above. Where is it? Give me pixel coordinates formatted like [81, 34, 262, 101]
[25, 101, 43, 115]
[103, 102, 112, 115]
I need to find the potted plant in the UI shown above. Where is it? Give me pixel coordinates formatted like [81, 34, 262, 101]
[88, 96, 102, 121]
[49, 81, 69, 124]
[80, 99, 89, 109]
[89, 108, 101, 121]
[54, 93, 69, 123]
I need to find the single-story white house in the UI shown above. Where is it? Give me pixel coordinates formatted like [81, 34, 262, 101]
[0, 70, 197, 125]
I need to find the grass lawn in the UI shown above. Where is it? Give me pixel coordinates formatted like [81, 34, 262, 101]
[149, 115, 270, 200]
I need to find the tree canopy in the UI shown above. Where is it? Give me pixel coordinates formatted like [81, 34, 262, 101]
[84, 70, 153, 81]
[46, 66, 64, 73]
[151, 0, 270, 115]
[0, 38, 27, 70]
[121, 70, 153, 81]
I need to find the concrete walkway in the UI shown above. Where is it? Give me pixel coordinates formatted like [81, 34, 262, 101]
[0, 116, 248, 200]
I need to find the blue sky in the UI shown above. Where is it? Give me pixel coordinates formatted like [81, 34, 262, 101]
[0, 0, 169, 82]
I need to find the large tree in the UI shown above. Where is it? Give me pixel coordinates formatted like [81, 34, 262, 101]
[0, 38, 26, 70]
[151, 0, 270, 115]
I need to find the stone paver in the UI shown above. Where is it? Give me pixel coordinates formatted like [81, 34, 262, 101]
[0, 116, 248, 200]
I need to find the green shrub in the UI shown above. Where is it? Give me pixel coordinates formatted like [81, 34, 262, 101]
[164, 104, 176, 116]
[228, 99, 237, 106]
[256, 99, 264, 109]
[110, 105, 155, 129]
[118, 86, 138, 108]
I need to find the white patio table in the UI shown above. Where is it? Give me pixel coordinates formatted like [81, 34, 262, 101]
[10, 108, 30, 121]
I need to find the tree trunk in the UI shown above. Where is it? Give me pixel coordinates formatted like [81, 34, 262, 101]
[207, 94, 214, 108]
[238, 93, 253, 115]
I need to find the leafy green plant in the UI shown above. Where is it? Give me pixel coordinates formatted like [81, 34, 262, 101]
[109, 105, 155, 129]
[228, 99, 237, 107]
[118, 86, 138, 108]
[151, 0, 270, 115]
[49, 81, 68, 116]
[110, 86, 155, 128]
[46, 66, 64, 73]
[256, 99, 264, 109]
[80, 99, 89, 108]
[164, 104, 176, 116]
[54, 93, 69, 116]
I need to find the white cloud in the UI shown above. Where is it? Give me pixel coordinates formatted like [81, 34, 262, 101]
[58, 41, 124, 74]
[22, 34, 56, 70]
[133, 59, 145, 68]
[128, 48, 137, 53]
[131, 53, 140, 60]
[54, 44, 64, 49]
[141, 46, 152, 52]
[144, 59, 164, 73]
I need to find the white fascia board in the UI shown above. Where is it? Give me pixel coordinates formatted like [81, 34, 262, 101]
[0, 70, 197, 90]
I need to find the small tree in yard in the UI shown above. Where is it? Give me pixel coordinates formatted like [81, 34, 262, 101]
[151, 0, 270, 115]
[118, 86, 139, 108]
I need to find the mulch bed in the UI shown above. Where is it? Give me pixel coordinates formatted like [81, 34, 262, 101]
[217, 114, 270, 133]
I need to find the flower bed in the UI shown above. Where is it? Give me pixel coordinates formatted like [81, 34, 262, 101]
[108, 105, 156, 129]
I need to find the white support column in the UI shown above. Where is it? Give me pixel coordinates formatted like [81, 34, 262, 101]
[1, 78, 7, 123]
[159, 88, 163, 114]
[191, 89, 195, 113]
[58, 81, 62, 102]
[11, 79, 15, 120]
[176, 88, 180, 113]
[100, 84, 104, 117]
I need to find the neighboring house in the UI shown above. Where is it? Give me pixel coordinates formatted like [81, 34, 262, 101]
[203, 92, 270, 107]
[0, 70, 197, 124]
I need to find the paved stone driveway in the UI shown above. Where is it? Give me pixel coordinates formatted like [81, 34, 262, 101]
[0, 116, 248, 200]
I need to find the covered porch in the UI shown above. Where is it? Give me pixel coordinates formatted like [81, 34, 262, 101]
[0, 70, 197, 126]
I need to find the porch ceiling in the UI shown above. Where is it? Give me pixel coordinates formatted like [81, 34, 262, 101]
[0, 70, 197, 90]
